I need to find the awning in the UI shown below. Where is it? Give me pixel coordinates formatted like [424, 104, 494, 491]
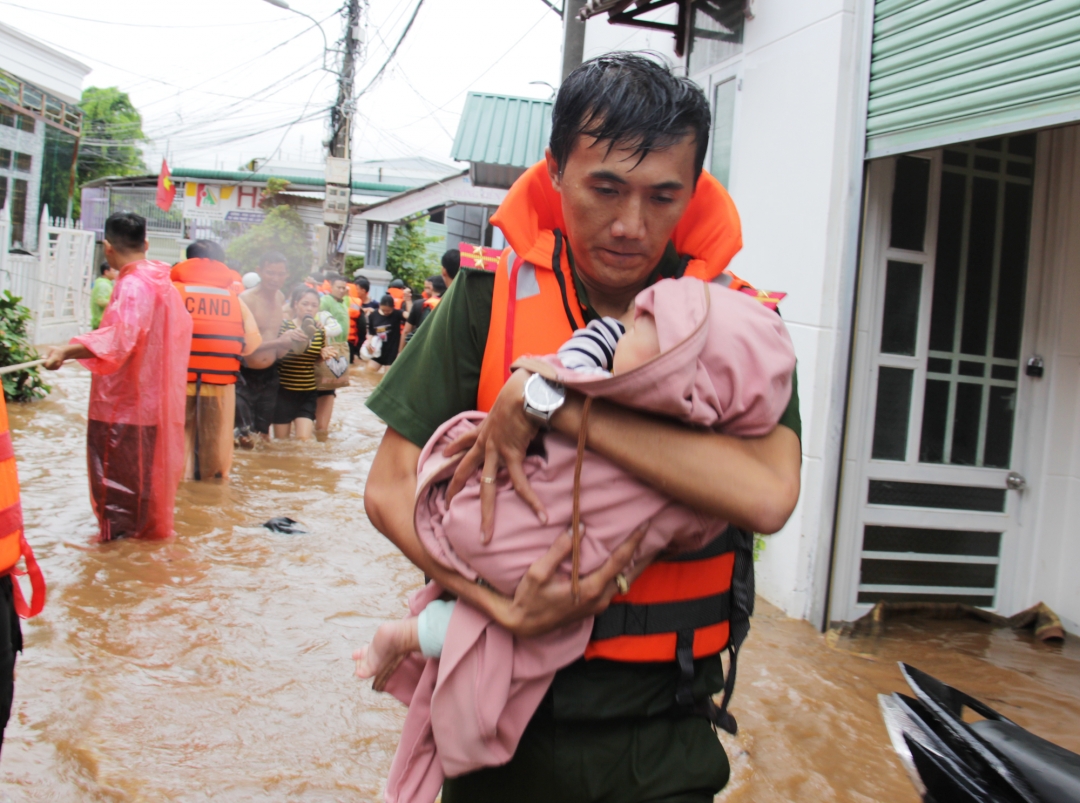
[451, 92, 553, 189]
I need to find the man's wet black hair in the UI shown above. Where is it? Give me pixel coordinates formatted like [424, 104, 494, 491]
[259, 251, 287, 267]
[441, 249, 460, 280]
[550, 52, 711, 179]
[186, 239, 226, 261]
[104, 212, 146, 252]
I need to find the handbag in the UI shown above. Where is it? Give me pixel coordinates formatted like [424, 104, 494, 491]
[315, 341, 350, 390]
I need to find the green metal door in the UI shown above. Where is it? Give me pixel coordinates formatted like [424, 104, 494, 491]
[867, 0, 1080, 158]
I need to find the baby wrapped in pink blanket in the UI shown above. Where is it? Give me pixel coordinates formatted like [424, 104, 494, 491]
[358, 277, 796, 803]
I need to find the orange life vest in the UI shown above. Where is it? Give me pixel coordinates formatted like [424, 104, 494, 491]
[171, 259, 246, 385]
[423, 296, 441, 311]
[476, 163, 758, 732]
[387, 286, 405, 310]
[0, 394, 44, 618]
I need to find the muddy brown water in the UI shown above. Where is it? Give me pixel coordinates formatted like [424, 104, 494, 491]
[2, 366, 1078, 801]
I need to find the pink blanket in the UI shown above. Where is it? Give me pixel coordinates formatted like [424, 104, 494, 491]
[382, 279, 796, 802]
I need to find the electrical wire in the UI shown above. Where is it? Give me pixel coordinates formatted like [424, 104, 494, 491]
[353, 0, 426, 100]
[0, 1, 293, 28]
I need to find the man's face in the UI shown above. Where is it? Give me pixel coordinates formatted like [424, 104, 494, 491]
[331, 280, 348, 300]
[546, 133, 697, 294]
[259, 261, 288, 292]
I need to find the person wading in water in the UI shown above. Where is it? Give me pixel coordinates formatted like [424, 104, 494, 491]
[236, 252, 308, 443]
[364, 53, 802, 802]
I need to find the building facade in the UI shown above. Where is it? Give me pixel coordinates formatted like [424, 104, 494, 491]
[582, 0, 1080, 632]
[0, 22, 88, 251]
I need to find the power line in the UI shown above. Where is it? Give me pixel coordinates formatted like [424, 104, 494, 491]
[354, 0, 426, 100]
[0, 1, 294, 28]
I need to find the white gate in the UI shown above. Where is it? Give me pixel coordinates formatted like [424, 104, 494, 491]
[0, 204, 96, 345]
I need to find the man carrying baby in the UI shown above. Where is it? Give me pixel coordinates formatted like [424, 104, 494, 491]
[364, 53, 803, 803]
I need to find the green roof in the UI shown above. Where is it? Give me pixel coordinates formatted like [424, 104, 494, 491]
[169, 167, 410, 196]
[451, 92, 553, 169]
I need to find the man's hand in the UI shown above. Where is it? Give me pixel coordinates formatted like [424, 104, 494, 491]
[42, 343, 91, 370]
[465, 525, 648, 638]
[445, 369, 546, 542]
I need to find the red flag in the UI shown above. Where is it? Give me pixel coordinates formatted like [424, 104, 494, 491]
[458, 242, 502, 271]
[156, 159, 176, 211]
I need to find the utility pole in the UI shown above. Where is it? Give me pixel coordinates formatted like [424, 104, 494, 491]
[561, 0, 587, 82]
[322, 0, 363, 269]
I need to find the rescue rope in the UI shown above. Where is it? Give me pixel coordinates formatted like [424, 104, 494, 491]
[0, 359, 45, 376]
[570, 395, 593, 602]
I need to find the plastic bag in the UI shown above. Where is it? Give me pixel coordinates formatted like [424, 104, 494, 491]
[315, 342, 350, 390]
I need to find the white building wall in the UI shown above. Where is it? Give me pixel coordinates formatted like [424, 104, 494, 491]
[583, 1, 869, 623]
[0, 22, 90, 104]
[1012, 124, 1080, 632]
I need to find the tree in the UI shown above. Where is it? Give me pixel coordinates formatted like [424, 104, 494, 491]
[0, 292, 49, 401]
[225, 182, 312, 277]
[385, 216, 439, 291]
[77, 87, 147, 187]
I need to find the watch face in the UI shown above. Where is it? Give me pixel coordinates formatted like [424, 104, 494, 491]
[528, 375, 565, 413]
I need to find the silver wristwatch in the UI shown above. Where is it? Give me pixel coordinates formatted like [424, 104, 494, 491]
[522, 373, 566, 427]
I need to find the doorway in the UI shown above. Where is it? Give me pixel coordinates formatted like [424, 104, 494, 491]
[831, 134, 1042, 622]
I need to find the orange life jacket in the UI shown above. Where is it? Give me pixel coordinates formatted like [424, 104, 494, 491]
[0, 394, 44, 618]
[387, 286, 405, 310]
[171, 259, 246, 385]
[477, 162, 755, 730]
[423, 296, 441, 311]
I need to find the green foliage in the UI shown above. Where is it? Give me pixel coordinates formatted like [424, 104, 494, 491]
[0, 292, 49, 402]
[385, 217, 439, 291]
[225, 205, 311, 278]
[344, 254, 365, 280]
[753, 534, 766, 562]
[263, 177, 290, 201]
[77, 87, 147, 186]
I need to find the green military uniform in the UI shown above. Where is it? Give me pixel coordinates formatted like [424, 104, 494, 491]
[367, 250, 801, 802]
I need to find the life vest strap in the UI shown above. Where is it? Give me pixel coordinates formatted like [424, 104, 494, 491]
[591, 591, 731, 641]
[190, 369, 242, 377]
[0, 431, 12, 462]
[0, 532, 44, 619]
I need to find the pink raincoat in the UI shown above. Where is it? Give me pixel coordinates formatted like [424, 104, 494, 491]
[382, 279, 796, 803]
[71, 259, 192, 541]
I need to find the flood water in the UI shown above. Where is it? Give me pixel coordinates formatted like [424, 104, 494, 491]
[2, 366, 1078, 801]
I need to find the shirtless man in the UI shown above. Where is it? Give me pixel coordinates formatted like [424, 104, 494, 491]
[235, 252, 308, 441]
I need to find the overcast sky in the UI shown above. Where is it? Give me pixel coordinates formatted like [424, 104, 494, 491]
[2, 0, 564, 172]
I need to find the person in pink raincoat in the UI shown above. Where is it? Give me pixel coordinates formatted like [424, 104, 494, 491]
[355, 277, 796, 803]
[44, 212, 192, 541]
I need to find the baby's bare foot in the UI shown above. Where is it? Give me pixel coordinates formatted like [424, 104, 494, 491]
[354, 618, 420, 683]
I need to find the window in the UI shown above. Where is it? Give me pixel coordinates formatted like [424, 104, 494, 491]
[11, 179, 27, 245]
[0, 106, 12, 128]
[14, 153, 31, 172]
[446, 204, 485, 245]
[428, 207, 445, 224]
[0, 177, 6, 211]
[0, 149, 9, 169]
[16, 114, 34, 133]
[688, 0, 744, 75]
[709, 77, 737, 187]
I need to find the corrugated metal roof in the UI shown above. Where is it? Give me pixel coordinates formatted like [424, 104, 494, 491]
[451, 92, 553, 169]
